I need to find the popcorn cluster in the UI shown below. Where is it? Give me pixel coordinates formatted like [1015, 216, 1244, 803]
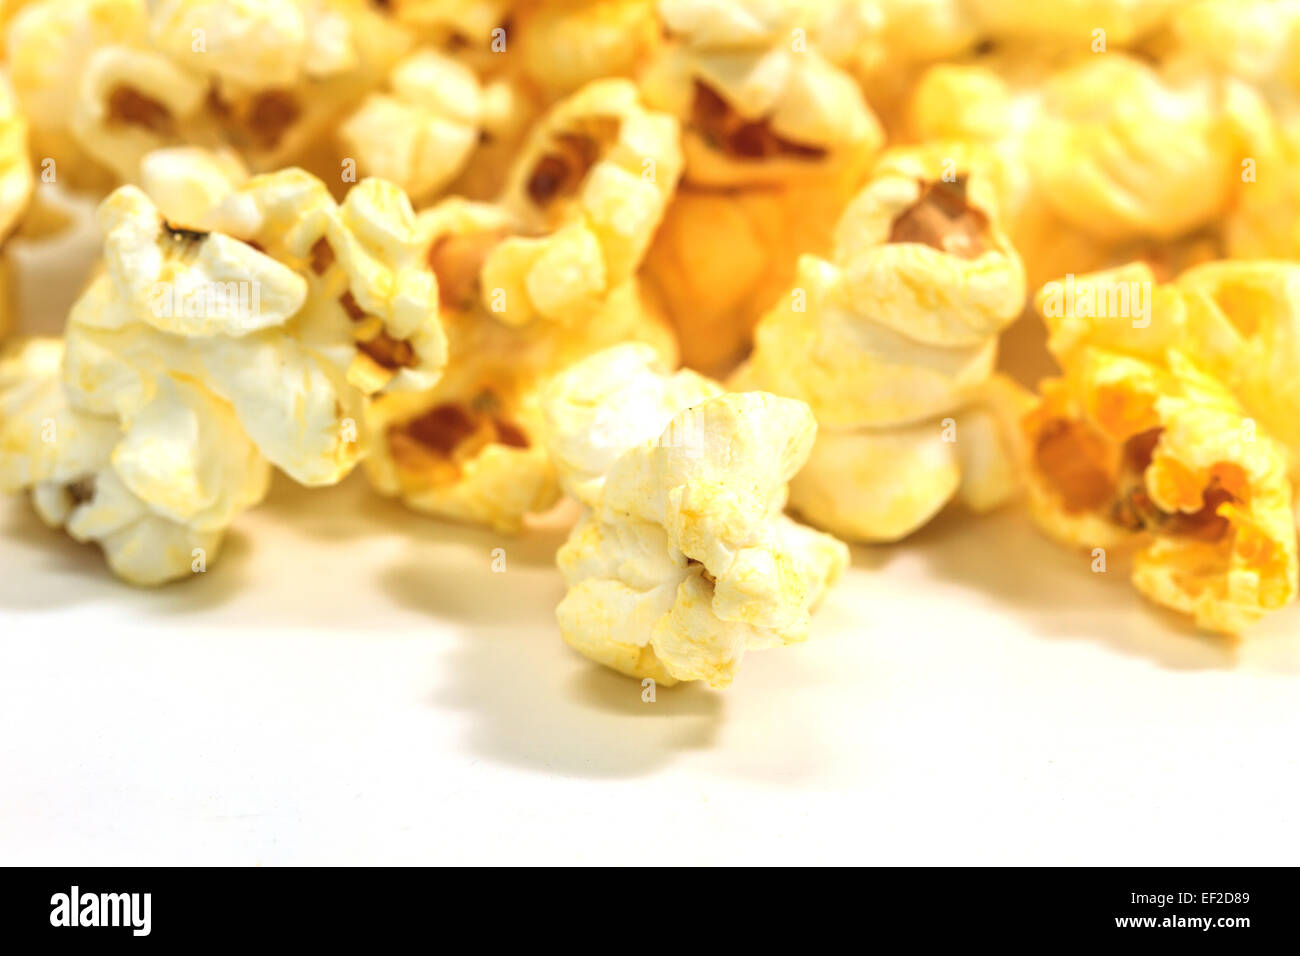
[2, 0, 1300, 681]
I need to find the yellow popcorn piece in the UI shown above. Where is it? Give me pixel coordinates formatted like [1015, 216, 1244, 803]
[1025, 262, 1300, 633]
[906, 51, 1258, 288]
[967, 0, 1185, 47]
[363, 194, 676, 532]
[483, 78, 682, 327]
[542, 343, 848, 687]
[0, 73, 33, 342]
[732, 143, 1029, 543]
[0, 337, 270, 585]
[1036, 260, 1300, 482]
[513, 0, 662, 102]
[1026, 349, 1297, 635]
[1025, 54, 1245, 244]
[638, 3, 883, 373]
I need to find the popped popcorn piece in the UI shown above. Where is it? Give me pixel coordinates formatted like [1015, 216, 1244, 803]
[1036, 260, 1300, 483]
[907, 51, 1255, 288]
[1025, 54, 1245, 244]
[542, 343, 848, 688]
[483, 77, 683, 327]
[0, 72, 33, 341]
[513, 0, 663, 102]
[337, 48, 483, 206]
[1025, 262, 1300, 633]
[1, 148, 448, 582]
[639, 1, 883, 373]
[0, 337, 270, 585]
[363, 195, 676, 531]
[732, 143, 1030, 542]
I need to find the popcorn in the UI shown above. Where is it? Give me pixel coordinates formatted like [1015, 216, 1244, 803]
[1024, 55, 1244, 245]
[0, 149, 446, 581]
[732, 143, 1030, 542]
[1025, 262, 1300, 633]
[542, 343, 848, 687]
[907, 52, 1252, 287]
[0, 72, 33, 341]
[966, 0, 1186, 47]
[363, 195, 676, 531]
[513, 0, 663, 102]
[639, 2, 883, 373]
[484, 77, 683, 326]
[337, 48, 483, 205]
[5, 0, 411, 194]
[0, 336, 270, 585]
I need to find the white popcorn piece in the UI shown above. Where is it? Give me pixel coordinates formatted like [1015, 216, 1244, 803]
[543, 344, 848, 687]
[1, 149, 448, 582]
[338, 48, 483, 205]
[732, 144, 1030, 543]
[0, 337, 270, 585]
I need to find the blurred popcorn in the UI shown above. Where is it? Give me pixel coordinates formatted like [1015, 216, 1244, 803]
[733, 143, 1029, 542]
[0, 73, 32, 340]
[337, 49, 484, 206]
[641, 0, 883, 374]
[5, 0, 410, 194]
[542, 343, 848, 687]
[907, 50, 1252, 287]
[1025, 261, 1300, 633]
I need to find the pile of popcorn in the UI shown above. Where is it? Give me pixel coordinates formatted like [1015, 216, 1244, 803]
[2, 0, 1299, 688]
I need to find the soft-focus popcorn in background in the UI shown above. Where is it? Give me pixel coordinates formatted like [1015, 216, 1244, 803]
[733, 142, 1029, 541]
[6, 0, 410, 193]
[542, 344, 848, 687]
[0, 72, 31, 340]
[1024, 262, 1300, 633]
[641, 0, 883, 375]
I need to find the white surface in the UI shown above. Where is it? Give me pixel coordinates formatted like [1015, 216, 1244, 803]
[2, 470, 1298, 866]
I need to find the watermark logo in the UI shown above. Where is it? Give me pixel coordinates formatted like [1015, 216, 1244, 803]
[149, 280, 262, 328]
[1040, 272, 1151, 328]
[588, 408, 705, 458]
[50, 886, 151, 937]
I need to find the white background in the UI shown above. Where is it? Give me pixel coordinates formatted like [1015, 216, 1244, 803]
[2, 201, 1298, 866]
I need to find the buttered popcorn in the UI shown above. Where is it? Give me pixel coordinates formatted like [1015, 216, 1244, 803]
[5, 0, 409, 191]
[733, 143, 1029, 542]
[0, 72, 32, 341]
[1025, 262, 1300, 633]
[362, 193, 677, 532]
[542, 344, 848, 687]
[2, 0, 1300, 664]
[0, 149, 446, 582]
[484, 77, 682, 327]
[640, 0, 884, 374]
